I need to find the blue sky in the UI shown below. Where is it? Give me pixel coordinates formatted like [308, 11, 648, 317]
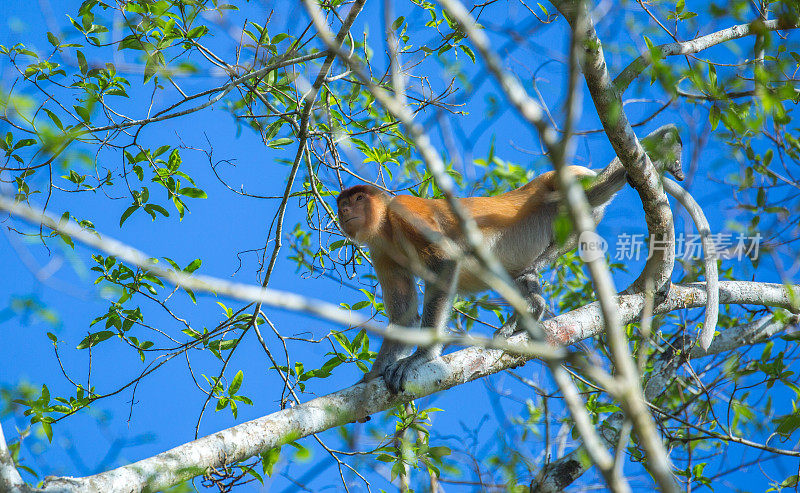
[1, 0, 797, 491]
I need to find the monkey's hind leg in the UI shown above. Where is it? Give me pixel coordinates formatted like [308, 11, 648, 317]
[359, 321, 417, 384]
[495, 270, 552, 339]
[515, 270, 552, 319]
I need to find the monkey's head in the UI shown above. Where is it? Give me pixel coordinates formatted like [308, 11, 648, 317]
[336, 185, 388, 244]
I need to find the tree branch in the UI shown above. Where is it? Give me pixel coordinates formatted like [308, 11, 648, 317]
[30, 281, 797, 492]
[550, 2, 679, 489]
[0, 423, 24, 493]
[615, 18, 799, 93]
[554, 0, 677, 298]
[532, 312, 798, 491]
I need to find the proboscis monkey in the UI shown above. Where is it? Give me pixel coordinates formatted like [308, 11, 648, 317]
[337, 131, 683, 393]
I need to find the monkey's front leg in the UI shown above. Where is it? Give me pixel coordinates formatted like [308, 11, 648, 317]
[384, 260, 459, 393]
[360, 265, 419, 384]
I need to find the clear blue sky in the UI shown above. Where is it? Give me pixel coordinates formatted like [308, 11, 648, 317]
[0, 0, 794, 491]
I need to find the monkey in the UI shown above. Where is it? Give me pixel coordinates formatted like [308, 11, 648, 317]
[337, 138, 683, 393]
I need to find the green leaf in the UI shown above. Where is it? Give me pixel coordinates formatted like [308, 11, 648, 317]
[428, 446, 451, 459]
[67, 15, 83, 32]
[267, 137, 293, 148]
[184, 288, 196, 304]
[243, 465, 263, 484]
[182, 327, 202, 339]
[77, 50, 87, 74]
[186, 26, 208, 39]
[271, 33, 289, 44]
[352, 330, 367, 352]
[143, 51, 164, 84]
[538, 3, 549, 16]
[119, 35, 146, 51]
[76, 330, 115, 349]
[179, 187, 207, 199]
[43, 109, 63, 130]
[41, 421, 53, 442]
[709, 105, 720, 131]
[60, 233, 74, 248]
[73, 105, 91, 123]
[154, 145, 170, 157]
[290, 442, 311, 461]
[774, 412, 800, 435]
[459, 45, 475, 63]
[13, 138, 36, 150]
[232, 395, 252, 405]
[229, 370, 244, 394]
[173, 196, 186, 219]
[119, 204, 139, 226]
[351, 300, 370, 310]
[781, 476, 800, 488]
[185, 258, 202, 273]
[144, 203, 169, 218]
[261, 447, 281, 477]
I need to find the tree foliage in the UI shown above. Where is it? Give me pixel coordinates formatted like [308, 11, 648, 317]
[1, 0, 800, 491]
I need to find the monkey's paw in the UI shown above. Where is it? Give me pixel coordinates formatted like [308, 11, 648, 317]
[383, 352, 430, 393]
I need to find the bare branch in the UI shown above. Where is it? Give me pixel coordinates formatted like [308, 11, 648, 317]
[534, 312, 799, 491]
[615, 18, 799, 93]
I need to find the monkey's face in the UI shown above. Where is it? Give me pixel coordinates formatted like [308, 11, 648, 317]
[338, 191, 372, 241]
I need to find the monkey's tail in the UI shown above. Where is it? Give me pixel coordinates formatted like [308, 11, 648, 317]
[585, 165, 627, 207]
[585, 124, 684, 207]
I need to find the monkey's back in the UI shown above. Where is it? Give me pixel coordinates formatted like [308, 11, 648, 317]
[383, 165, 597, 293]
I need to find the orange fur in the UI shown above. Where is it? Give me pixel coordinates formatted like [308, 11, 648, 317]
[336, 135, 682, 392]
[337, 166, 595, 293]
[336, 166, 601, 391]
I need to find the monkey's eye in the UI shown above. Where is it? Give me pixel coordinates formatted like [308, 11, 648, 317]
[356, 195, 363, 201]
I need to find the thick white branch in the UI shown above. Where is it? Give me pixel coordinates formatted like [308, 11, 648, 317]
[0, 423, 24, 492]
[547, 281, 798, 346]
[29, 280, 796, 492]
